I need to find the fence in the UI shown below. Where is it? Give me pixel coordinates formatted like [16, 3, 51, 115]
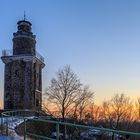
[1, 110, 140, 140]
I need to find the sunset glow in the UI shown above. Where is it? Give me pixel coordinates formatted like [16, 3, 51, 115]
[1, 0, 140, 109]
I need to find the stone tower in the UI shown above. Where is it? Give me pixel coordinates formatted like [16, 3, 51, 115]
[1, 19, 45, 110]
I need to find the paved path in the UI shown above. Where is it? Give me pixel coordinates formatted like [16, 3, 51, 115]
[0, 136, 13, 140]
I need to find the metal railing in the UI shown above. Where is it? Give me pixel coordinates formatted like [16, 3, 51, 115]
[36, 51, 44, 62]
[2, 49, 44, 62]
[1, 110, 140, 140]
[2, 50, 13, 56]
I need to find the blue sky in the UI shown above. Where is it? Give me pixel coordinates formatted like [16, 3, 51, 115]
[1, 0, 140, 107]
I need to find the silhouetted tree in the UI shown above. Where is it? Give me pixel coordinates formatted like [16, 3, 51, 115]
[45, 65, 81, 120]
[73, 86, 94, 121]
[135, 97, 140, 120]
[101, 94, 133, 130]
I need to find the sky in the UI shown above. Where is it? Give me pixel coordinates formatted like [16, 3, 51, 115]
[0, 0, 140, 107]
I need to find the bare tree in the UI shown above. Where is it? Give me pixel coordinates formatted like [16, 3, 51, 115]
[73, 86, 94, 121]
[112, 94, 133, 129]
[101, 94, 133, 130]
[135, 97, 140, 120]
[88, 104, 102, 123]
[45, 65, 81, 120]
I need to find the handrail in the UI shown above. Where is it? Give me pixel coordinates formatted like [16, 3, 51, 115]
[1, 49, 44, 62]
[27, 118, 140, 137]
[1, 110, 140, 140]
[2, 50, 13, 56]
[1, 110, 37, 118]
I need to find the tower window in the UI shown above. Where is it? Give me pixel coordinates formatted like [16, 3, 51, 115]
[36, 99, 39, 107]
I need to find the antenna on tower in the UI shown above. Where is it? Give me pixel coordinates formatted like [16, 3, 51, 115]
[24, 11, 26, 20]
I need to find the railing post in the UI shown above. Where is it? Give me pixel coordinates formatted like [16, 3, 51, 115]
[1, 114, 3, 125]
[1, 114, 3, 134]
[12, 112, 13, 122]
[15, 111, 17, 117]
[24, 118, 26, 140]
[6, 117, 8, 136]
[56, 123, 60, 140]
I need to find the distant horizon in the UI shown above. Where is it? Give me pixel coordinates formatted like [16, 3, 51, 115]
[1, 0, 140, 108]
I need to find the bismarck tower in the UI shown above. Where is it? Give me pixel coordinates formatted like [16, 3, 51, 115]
[1, 18, 45, 110]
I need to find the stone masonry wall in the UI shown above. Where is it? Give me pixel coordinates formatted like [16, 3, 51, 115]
[4, 60, 35, 109]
